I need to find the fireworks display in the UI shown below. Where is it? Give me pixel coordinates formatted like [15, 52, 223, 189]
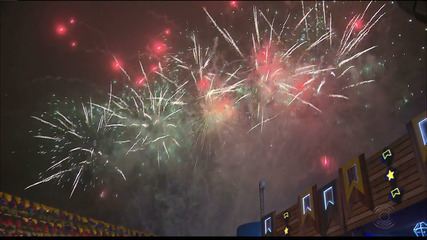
[3, 1, 421, 236]
[202, 2, 385, 132]
[26, 1, 389, 197]
[26, 94, 128, 198]
[111, 83, 190, 166]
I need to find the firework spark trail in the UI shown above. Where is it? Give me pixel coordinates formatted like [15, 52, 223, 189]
[33, 135, 62, 141]
[25, 169, 74, 190]
[341, 80, 375, 90]
[322, 1, 327, 29]
[252, 34, 259, 70]
[302, 77, 317, 87]
[89, 102, 126, 119]
[260, 10, 278, 37]
[317, 80, 326, 94]
[295, 5, 312, 31]
[139, 60, 149, 82]
[225, 66, 242, 83]
[155, 71, 180, 87]
[126, 135, 147, 155]
[70, 166, 83, 198]
[278, 13, 290, 41]
[300, 1, 310, 40]
[66, 130, 83, 139]
[288, 90, 305, 106]
[337, 65, 355, 79]
[328, 94, 349, 100]
[56, 111, 76, 128]
[338, 45, 377, 67]
[293, 67, 336, 77]
[253, 6, 260, 45]
[329, 13, 332, 47]
[296, 65, 317, 73]
[361, 1, 373, 19]
[248, 112, 283, 133]
[31, 116, 64, 131]
[281, 41, 307, 59]
[306, 30, 331, 51]
[235, 93, 251, 104]
[115, 167, 127, 181]
[295, 95, 322, 113]
[264, 12, 274, 64]
[130, 88, 146, 111]
[203, 8, 244, 57]
[279, 82, 297, 91]
[46, 157, 71, 171]
[82, 103, 90, 124]
[112, 55, 131, 81]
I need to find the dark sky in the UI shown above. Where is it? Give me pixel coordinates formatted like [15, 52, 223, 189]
[1, 1, 426, 236]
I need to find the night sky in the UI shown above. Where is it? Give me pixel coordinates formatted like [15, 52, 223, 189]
[1, 1, 426, 236]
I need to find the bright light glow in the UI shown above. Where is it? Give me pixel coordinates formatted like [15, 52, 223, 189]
[152, 41, 167, 55]
[55, 24, 67, 36]
[136, 77, 146, 86]
[197, 77, 210, 92]
[150, 64, 158, 72]
[70, 41, 78, 48]
[321, 155, 331, 169]
[419, 118, 427, 145]
[112, 60, 122, 71]
[264, 216, 272, 234]
[230, 1, 238, 8]
[354, 19, 364, 31]
[413, 221, 427, 237]
[323, 186, 335, 210]
[302, 194, 311, 215]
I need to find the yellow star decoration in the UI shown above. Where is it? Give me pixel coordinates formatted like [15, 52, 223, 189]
[284, 227, 289, 235]
[386, 170, 395, 181]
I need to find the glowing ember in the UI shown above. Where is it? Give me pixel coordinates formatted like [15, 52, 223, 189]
[69, 17, 76, 25]
[197, 77, 210, 93]
[230, 1, 238, 8]
[152, 41, 167, 55]
[112, 60, 122, 71]
[354, 19, 364, 31]
[70, 41, 78, 48]
[55, 24, 67, 36]
[321, 156, 329, 168]
[150, 64, 158, 72]
[136, 77, 146, 86]
[320, 155, 335, 173]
